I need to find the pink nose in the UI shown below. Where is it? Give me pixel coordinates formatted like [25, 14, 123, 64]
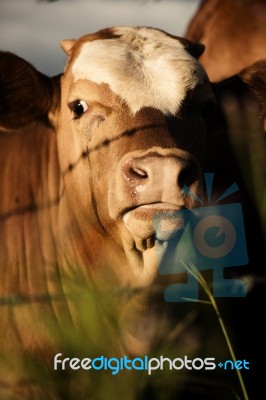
[121, 153, 200, 204]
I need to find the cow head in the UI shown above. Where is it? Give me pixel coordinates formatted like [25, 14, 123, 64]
[57, 27, 214, 289]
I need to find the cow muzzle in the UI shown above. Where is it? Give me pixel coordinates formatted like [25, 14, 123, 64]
[108, 147, 202, 246]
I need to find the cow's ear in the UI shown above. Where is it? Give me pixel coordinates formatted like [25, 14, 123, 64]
[185, 41, 205, 59]
[178, 37, 205, 59]
[164, 32, 205, 59]
[0, 51, 61, 130]
[60, 39, 76, 56]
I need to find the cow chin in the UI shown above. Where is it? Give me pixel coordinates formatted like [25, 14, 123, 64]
[123, 203, 184, 251]
[106, 202, 186, 290]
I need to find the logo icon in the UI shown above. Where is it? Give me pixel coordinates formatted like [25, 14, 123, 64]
[154, 174, 249, 302]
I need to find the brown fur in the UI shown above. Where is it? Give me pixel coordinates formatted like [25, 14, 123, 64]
[240, 60, 266, 119]
[0, 51, 61, 129]
[1, 27, 264, 399]
[185, 0, 266, 81]
[0, 29, 214, 399]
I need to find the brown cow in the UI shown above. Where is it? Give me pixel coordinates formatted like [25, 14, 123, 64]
[185, 0, 266, 247]
[203, 60, 266, 400]
[185, 3, 266, 392]
[0, 27, 215, 399]
[204, 60, 266, 222]
[185, 0, 266, 81]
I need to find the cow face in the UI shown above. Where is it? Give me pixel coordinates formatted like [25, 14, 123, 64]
[57, 27, 214, 287]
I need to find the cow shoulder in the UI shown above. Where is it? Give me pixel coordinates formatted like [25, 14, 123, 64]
[0, 51, 61, 130]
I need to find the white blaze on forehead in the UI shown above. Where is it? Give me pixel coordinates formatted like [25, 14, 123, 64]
[72, 27, 207, 115]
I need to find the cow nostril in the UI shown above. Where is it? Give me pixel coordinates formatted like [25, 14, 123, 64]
[178, 160, 200, 188]
[130, 166, 148, 179]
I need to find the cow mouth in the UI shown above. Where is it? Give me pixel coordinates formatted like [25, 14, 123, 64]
[122, 203, 185, 251]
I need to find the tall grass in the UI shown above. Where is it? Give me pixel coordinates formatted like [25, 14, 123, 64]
[182, 261, 249, 400]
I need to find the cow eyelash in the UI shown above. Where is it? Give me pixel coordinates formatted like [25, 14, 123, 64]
[68, 100, 89, 119]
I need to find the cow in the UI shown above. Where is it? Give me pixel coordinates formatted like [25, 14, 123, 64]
[202, 56, 266, 400]
[206, 59, 266, 164]
[0, 26, 215, 399]
[185, 0, 266, 246]
[185, 0, 266, 81]
[185, 0, 266, 260]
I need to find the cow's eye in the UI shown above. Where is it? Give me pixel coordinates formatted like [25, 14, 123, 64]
[69, 100, 88, 119]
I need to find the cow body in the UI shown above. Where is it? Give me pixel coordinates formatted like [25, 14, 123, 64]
[0, 27, 215, 399]
[185, 0, 266, 233]
[185, 0, 266, 81]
